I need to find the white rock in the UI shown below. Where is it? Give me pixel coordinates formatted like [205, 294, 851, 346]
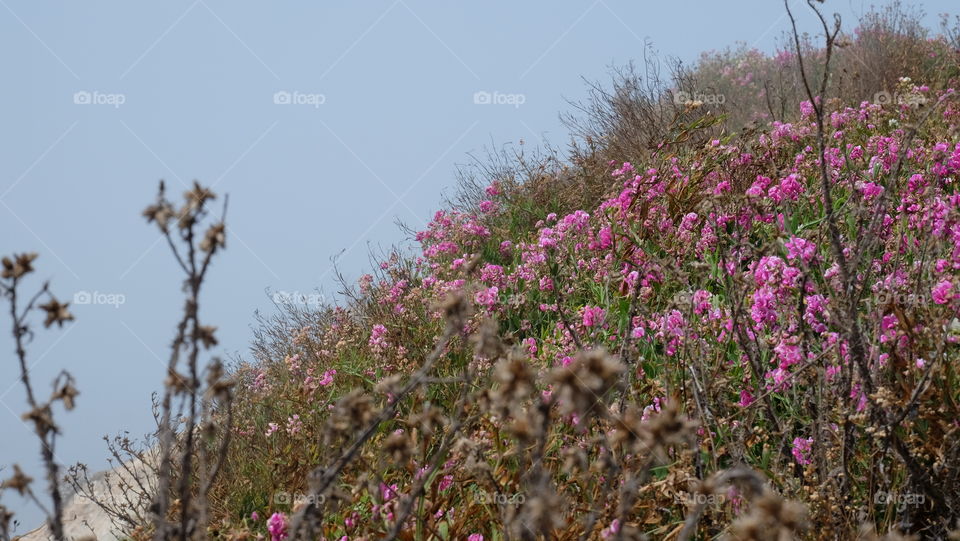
[19, 453, 156, 541]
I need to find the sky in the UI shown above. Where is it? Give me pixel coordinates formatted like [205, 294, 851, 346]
[0, 0, 955, 533]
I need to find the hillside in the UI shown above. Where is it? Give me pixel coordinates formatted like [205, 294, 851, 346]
[5, 3, 960, 540]
[201, 16, 960, 539]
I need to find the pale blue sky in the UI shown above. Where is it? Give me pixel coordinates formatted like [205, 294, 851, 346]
[1, 0, 954, 532]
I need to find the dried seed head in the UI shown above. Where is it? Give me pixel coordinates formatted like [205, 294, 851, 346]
[548, 349, 625, 424]
[610, 405, 644, 449]
[638, 399, 698, 452]
[453, 437, 491, 477]
[561, 445, 588, 475]
[22, 404, 57, 435]
[143, 202, 175, 232]
[183, 181, 216, 211]
[383, 430, 412, 463]
[492, 352, 537, 412]
[200, 222, 227, 253]
[166, 369, 196, 394]
[728, 488, 808, 540]
[507, 476, 565, 541]
[410, 404, 447, 437]
[1, 464, 33, 495]
[1, 252, 38, 279]
[205, 359, 235, 397]
[52, 380, 79, 411]
[375, 374, 404, 396]
[508, 407, 535, 441]
[38, 298, 74, 328]
[471, 317, 505, 360]
[326, 390, 375, 440]
[198, 325, 219, 349]
[438, 291, 470, 332]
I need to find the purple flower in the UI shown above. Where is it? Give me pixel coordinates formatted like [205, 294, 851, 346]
[792, 437, 814, 466]
[784, 236, 816, 264]
[932, 280, 954, 305]
[438, 474, 454, 492]
[267, 512, 288, 541]
[582, 306, 605, 328]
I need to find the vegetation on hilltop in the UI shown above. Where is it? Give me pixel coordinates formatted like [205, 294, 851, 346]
[4, 2, 960, 540]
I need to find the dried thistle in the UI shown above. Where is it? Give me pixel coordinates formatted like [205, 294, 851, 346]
[548, 349, 625, 424]
[1, 252, 37, 279]
[200, 223, 226, 254]
[727, 488, 808, 540]
[637, 399, 698, 453]
[1, 464, 34, 496]
[52, 379, 80, 411]
[491, 352, 537, 413]
[326, 389, 376, 440]
[38, 297, 74, 328]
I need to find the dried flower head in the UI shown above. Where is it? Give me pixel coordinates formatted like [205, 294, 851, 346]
[200, 222, 227, 253]
[1, 252, 38, 279]
[438, 291, 470, 332]
[38, 298, 74, 328]
[1, 464, 33, 495]
[507, 474, 565, 540]
[548, 349, 624, 424]
[727, 488, 808, 540]
[637, 398, 698, 453]
[492, 352, 537, 412]
[22, 404, 57, 435]
[326, 390, 375, 439]
[471, 317, 505, 360]
[382, 430, 412, 463]
[198, 325, 219, 349]
[143, 201, 175, 232]
[52, 380, 79, 411]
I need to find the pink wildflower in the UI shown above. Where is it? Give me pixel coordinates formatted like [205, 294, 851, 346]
[380, 483, 399, 501]
[267, 512, 288, 541]
[932, 280, 954, 304]
[369, 324, 389, 352]
[318, 369, 336, 387]
[582, 306, 605, 328]
[860, 181, 884, 201]
[474, 286, 499, 310]
[438, 474, 454, 492]
[285, 414, 303, 436]
[784, 236, 816, 264]
[792, 437, 814, 466]
[600, 519, 620, 539]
